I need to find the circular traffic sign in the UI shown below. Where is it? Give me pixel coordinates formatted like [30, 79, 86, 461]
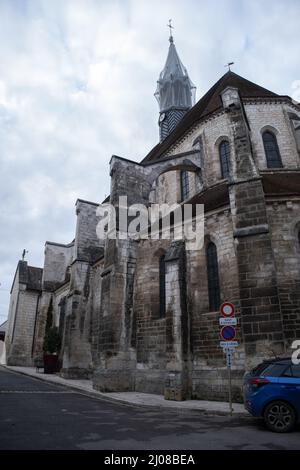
[220, 325, 236, 341]
[220, 302, 235, 317]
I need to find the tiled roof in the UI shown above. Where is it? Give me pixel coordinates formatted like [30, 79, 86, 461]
[18, 261, 43, 291]
[142, 71, 287, 164]
[0, 320, 7, 333]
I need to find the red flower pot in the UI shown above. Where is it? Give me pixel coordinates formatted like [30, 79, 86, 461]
[43, 354, 59, 374]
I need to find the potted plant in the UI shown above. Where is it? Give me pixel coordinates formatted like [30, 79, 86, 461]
[43, 327, 61, 374]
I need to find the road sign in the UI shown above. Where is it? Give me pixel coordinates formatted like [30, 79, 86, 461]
[219, 317, 237, 326]
[220, 325, 236, 341]
[220, 341, 239, 348]
[219, 301, 236, 417]
[220, 302, 235, 317]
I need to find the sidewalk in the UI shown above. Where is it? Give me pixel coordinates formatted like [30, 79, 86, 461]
[3, 365, 247, 417]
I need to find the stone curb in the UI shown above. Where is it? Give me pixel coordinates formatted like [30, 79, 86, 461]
[2, 365, 248, 419]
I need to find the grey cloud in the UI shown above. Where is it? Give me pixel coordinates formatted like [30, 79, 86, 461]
[0, 0, 300, 322]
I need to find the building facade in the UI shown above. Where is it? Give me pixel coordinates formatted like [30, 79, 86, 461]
[5, 37, 300, 401]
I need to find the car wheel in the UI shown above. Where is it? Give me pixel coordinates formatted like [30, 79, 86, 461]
[264, 401, 296, 433]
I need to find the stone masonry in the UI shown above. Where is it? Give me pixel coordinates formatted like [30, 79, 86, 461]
[5, 39, 300, 401]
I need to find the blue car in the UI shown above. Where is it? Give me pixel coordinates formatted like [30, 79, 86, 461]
[244, 358, 300, 432]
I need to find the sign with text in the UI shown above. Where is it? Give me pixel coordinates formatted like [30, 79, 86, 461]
[219, 317, 237, 326]
[220, 341, 239, 348]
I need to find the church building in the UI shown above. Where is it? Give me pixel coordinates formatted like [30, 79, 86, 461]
[5, 33, 300, 401]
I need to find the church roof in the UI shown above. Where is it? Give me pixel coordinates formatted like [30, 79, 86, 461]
[0, 320, 7, 333]
[142, 71, 288, 164]
[11, 261, 43, 293]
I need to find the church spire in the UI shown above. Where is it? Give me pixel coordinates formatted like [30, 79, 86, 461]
[155, 22, 196, 142]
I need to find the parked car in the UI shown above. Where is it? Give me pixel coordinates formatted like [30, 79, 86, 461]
[244, 357, 300, 432]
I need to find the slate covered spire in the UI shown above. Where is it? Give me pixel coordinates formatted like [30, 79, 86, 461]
[155, 33, 196, 141]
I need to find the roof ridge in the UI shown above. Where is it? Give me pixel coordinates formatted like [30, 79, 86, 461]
[142, 72, 283, 164]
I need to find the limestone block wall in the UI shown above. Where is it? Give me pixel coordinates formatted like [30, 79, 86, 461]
[187, 208, 244, 400]
[93, 238, 138, 392]
[33, 241, 74, 360]
[154, 169, 198, 204]
[32, 290, 52, 360]
[133, 239, 170, 394]
[5, 267, 20, 358]
[267, 200, 300, 344]
[75, 200, 104, 263]
[43, 241, 74, 291]
[61, 260, 93, 378]
[90, 260, 104, 369]
[232, 180, 285, 367]
[163, 112, 234, 187]
[245, 102, 300, 170]
[110, 153, 202, 210]
[159, 102, 300, 190]
[52, 283, 70, 328]
[6, 287, 40, 366]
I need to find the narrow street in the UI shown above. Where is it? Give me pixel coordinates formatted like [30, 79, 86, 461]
[0, 366, 299, 450]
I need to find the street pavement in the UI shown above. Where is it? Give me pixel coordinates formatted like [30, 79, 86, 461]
[0, 366, 299, 450]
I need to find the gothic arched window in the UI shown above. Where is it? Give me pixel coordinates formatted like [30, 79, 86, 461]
[262, 131, 283, 168]
[181, 170, 190, 201]
[219, 140, 231, 179]
[159, 255, 166, 318]
[206, 242, 221, 312]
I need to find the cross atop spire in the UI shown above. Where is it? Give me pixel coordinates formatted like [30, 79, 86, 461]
[167, 19, 174, 43]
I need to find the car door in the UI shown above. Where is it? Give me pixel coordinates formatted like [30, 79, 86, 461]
[277, 364, 300, 415]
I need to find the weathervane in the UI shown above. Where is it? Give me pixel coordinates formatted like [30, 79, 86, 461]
[22, 249, 28, 261]
[225, 62, 234, 71]
[167, 19, 174, 42]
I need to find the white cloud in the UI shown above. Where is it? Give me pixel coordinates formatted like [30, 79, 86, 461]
[0, 0, 300, 322]
[291, 80, 300, 103]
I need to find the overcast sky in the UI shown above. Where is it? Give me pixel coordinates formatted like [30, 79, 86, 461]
[0, 0, 300, 323]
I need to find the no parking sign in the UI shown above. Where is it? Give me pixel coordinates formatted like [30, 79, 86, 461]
[220, 325, 236, 341]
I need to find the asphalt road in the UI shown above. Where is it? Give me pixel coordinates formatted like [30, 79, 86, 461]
[0, 366, 299, 450]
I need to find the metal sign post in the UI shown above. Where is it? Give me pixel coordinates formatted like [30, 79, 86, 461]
[226, 349, 233, 416]
[219, 302, 238, 417]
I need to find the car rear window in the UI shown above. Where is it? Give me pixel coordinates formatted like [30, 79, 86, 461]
[260, 363, 289, 377]
[291, 365, 300, 378]
[251, 362, 272, 376]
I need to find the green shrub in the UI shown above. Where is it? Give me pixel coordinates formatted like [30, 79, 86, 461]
[43, 326, 61, 354]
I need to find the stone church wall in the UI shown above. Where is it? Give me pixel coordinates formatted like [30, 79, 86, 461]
[267, 200, 300, 345]
[6, 287, 40, 366]
[33, 241, 74, 360]
[245, 103, 300, 170]
[90, 260, 104, 369]
[75, 199, 104, 262]
[5, 267, 20, 359]
[133, 239, 170, 394]
[164, 112, 231, 187]
[187, 208, 245, 401]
